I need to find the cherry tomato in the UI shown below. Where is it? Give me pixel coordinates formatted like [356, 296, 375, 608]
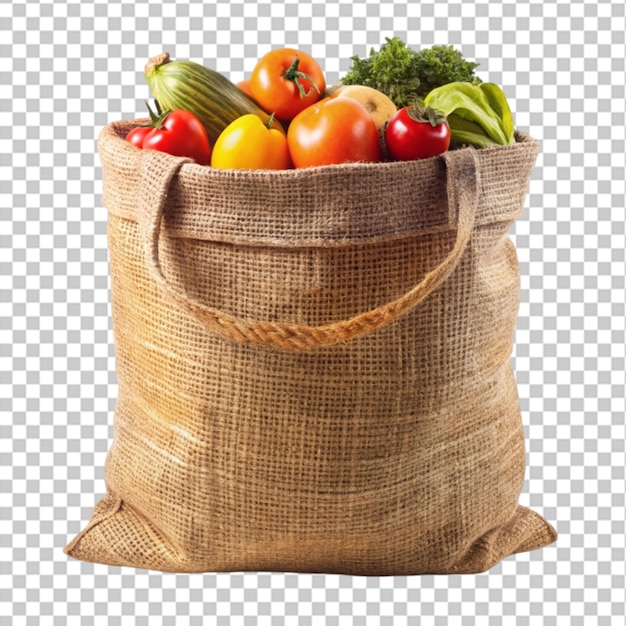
[287, 98, 382, 168]
[211, 114, 291, 170]
[142, 109, 212, 166]
[385, 103, 451, 161]
[250, 48, 326, 121]
[125, 126, 152, 148]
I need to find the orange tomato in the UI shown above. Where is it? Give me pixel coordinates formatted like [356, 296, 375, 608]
[236, 78, 254, 99]
[250, 48, 326, 121]
[287, 98, 382, 168]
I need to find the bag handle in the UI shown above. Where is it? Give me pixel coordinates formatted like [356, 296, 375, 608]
[136, 149, 479, 351]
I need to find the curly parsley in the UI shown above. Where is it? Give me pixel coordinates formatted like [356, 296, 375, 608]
[341, 37, 482, 109]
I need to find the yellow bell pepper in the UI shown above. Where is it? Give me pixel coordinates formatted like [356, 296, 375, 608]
[210, 113, 292, 170]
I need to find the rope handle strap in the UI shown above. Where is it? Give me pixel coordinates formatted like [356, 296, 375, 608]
[136, 149, 479, 351]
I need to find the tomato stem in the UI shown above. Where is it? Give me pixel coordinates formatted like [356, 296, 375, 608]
[141, 100, 172, 129]
[283, 55, 321, 99]
[406, 98, 448, 127]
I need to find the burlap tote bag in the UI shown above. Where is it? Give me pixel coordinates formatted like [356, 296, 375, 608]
[65, 120, 556, 575]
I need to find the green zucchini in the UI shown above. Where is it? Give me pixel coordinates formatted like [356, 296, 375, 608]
[144, 52, 280, 145]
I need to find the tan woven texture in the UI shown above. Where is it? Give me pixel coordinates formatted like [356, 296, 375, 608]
[64, 120, 556, 574]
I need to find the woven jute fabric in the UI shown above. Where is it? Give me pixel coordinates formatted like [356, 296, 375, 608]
[64, 120, 556, 574]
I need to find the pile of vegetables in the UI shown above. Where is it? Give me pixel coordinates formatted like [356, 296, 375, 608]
[126, 39, 517, 170]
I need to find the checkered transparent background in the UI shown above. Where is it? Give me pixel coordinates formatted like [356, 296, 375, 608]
[1, 0, 625, 623]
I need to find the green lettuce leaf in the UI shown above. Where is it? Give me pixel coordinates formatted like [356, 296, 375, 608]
[479, 83, 515, 144]
[424, 82, 509, 146]
[446, 113, 500, 149]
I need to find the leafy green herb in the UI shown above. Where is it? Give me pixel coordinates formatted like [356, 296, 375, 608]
[341, 37, 481, 108]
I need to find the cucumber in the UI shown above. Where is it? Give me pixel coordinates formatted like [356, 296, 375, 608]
[144, 53, 279, 145]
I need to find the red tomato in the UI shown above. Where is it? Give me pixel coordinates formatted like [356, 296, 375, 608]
[385, 104, 451, 161]
[287, 98, 382, 168]
[142, 109, 211, 165]
[250, 48, 326, 120]
[125, 126, 152, 148]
